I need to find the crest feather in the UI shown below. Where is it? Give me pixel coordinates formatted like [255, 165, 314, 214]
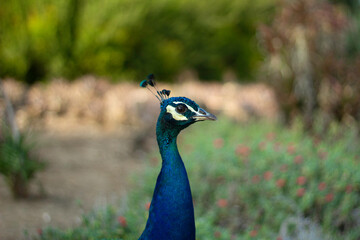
[140, 80, 148, 88]
[140, 74, 171, 103]
[147, 74, 156, 87]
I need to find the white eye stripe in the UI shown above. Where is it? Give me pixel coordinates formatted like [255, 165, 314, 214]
[166, 105, 188, 121]
[173, 101, 198, 114]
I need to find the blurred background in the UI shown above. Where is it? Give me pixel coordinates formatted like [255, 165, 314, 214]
[0, 0, 360, 239]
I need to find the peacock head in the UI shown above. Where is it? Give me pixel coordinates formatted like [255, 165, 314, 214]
[140, 74, 216, 132]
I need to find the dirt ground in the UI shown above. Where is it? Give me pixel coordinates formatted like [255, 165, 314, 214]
[0, 126, 148, 240]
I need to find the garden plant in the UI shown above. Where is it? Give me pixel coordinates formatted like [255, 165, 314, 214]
[35, 118, 360, 240]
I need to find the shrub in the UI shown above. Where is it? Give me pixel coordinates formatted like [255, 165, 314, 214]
[34, 206, 127, 240]
[258, 0, 360, 133]
[0, 0, 276, 83]
[0, 127, 45, 198]
[185, 119, 360, 239]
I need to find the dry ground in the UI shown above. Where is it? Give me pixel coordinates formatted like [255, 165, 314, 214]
[0, 126, 148, 240]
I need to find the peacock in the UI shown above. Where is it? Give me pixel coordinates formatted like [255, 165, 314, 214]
[138, 74, 216, 240]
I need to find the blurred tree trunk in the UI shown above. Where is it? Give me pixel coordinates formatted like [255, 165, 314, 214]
[291, 27, 317, 132]
[57, 0, 83, 79]
[0, 80, 20, 142]
[10, 174, 29, 199]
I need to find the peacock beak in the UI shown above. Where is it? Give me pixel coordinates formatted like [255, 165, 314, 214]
[192, 108, 217, 121]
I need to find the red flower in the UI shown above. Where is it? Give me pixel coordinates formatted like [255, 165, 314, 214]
[318, 151, 327, 160]
[37, 228, 42, 235]
[296, 176, 306, 186]
[293, 155, 303, 164]
[264, 171, 273, 181]
[145, 201, 151, 210]
[280, 164, 288, 172]
[235, 144, 251, 157]
[287, 144, 296, 154]
[266, 132, 276, 141]
[346, 185, 353, 193]
[214, 231, 221, 238]
[258, 141, 266, 150]
[250, 230, 258, 237]
[276, 179, 286, 188]
[213, 138, 224, 149]
[273, 142, 281, 151]
[118, 216, 127, 227]
[318, 182, 326, 191]
[217, 199, 228, 208]
[252, 175, 261, 184]
[312, 137, 321, 146]
[277, 237, 283, 240]
[297, 188, 306, 197]
[325, 193, 334, 202]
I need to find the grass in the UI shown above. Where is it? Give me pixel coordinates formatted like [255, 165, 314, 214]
[34, 118, 360, 239]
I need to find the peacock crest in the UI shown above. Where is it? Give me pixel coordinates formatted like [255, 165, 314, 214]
[140, 74, 171, 104]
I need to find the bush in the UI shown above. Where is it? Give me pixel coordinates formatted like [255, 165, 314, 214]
[34, 206, 127, 240]
[35, 118, 360, 239]
[0, 0, 276, 83]
[186, 119, 360, 239]
[0, 127, 45, 198]
[258, 0, 360, 132]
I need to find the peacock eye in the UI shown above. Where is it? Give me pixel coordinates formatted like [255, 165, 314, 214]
[175, 104, 187, 114]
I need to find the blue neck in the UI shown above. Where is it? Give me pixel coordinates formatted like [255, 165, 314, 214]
[139, 118, 195, 240]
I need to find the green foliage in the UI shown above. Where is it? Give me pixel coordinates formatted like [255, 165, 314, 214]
[331, 0, 360, 11]
[36, 206, 126, 240]
[0, 0, 276, 83]
[185, 119, 360, 239]
[0, 127, 45, 198]
[35, 118, 360, 239]
[347, 11, 360, 57]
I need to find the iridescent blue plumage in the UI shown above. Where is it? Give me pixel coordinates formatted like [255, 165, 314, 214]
[139, 76, 216, 240]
